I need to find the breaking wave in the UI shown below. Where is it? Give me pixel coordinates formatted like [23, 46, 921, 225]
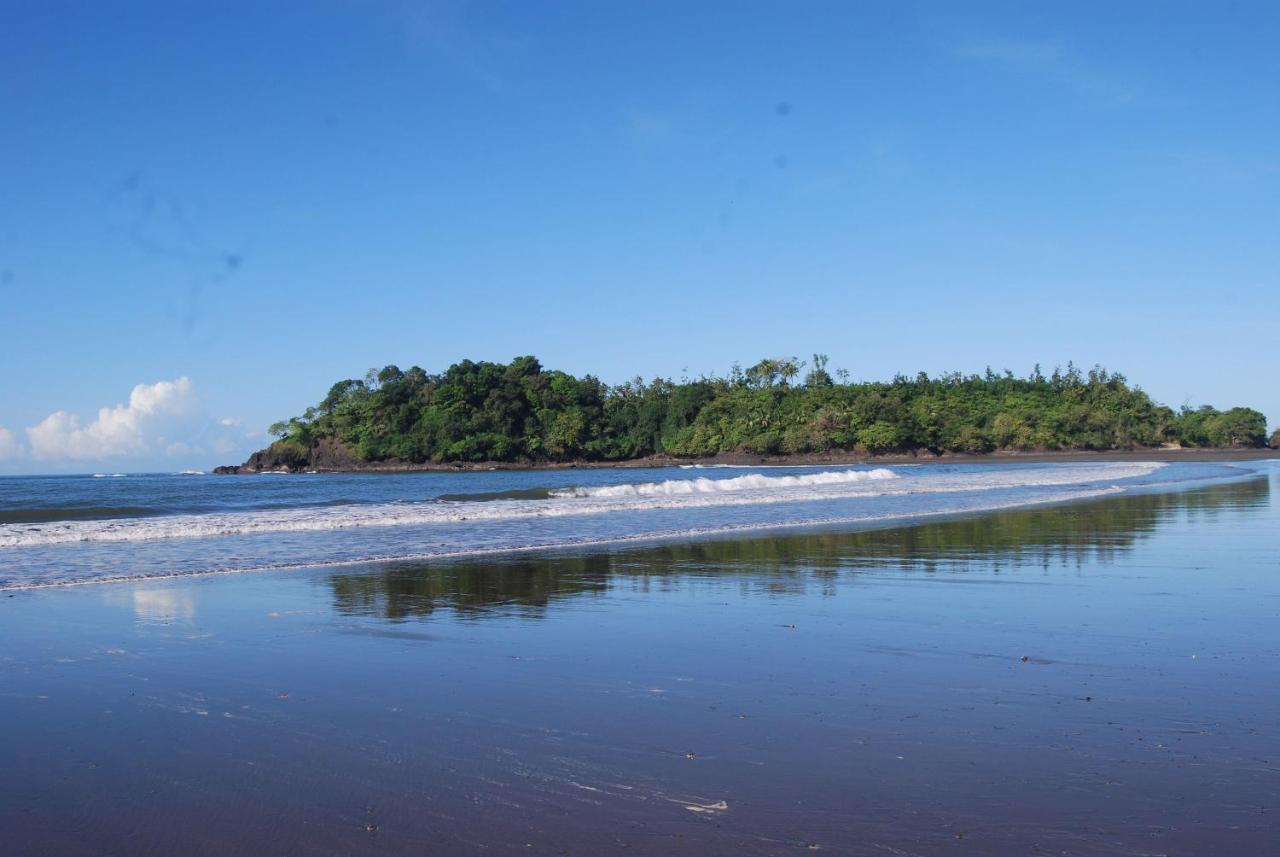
[2, 485, 1136, 591]
[0, 463, 1164, 549]
[550, 468, 897, 498]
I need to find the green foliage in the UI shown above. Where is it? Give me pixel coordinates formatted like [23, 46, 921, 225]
[263, 357, 1268, 464]
[1173, 406, 1268, 448]
[856, 422, 903, 454]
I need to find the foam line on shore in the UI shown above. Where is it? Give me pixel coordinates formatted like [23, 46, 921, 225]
[549, 468, 898, 498]
[0, 485, 1128, 591]
[0, 463, 1162, 549]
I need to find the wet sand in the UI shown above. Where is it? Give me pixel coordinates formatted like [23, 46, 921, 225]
[2, 474, 1278, 854]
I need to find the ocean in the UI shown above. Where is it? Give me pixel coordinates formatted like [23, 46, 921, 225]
[1, 459, 1277, 853]
[0, 459, 1262, 589]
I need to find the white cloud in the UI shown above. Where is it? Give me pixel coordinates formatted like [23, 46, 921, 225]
[17, 377, 247, 465]
[0, 426, 23, 460]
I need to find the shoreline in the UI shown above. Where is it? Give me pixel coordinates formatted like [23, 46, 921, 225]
[5, 456, 1254, 593]
[3, 478, 1276, 855]
[215, 446, 1280, 474]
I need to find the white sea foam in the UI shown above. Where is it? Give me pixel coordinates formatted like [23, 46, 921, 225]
[0, 484, 1130, 591]
[0, 463, 1164, 549]
[678, 463, 827, 470]
[551, 468, 897, 498]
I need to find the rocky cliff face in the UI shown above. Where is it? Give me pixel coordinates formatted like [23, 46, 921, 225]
[214, 437, 361, 473]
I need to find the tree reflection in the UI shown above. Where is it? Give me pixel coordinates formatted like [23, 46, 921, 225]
[329, 476, 1269, 621]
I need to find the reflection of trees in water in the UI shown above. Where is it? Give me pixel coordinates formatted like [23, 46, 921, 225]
[329, 552, 615, 621]
[329, 477, 1269, 621]
[812, 475, 1270, 575]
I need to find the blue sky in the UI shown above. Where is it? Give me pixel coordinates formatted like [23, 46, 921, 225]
[2, 1, 1277, 471]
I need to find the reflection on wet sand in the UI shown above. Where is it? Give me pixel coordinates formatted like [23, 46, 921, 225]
[131, 588, 198, 623]
[5, 474, 1276, 856]
[330, 476, 1270, 621]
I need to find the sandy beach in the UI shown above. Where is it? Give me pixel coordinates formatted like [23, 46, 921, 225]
[3, 469, 1277, 855]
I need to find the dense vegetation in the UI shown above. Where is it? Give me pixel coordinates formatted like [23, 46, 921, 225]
[261, 356, 1270, 466]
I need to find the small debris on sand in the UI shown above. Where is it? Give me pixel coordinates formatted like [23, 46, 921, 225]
[671, 799, 729, 815]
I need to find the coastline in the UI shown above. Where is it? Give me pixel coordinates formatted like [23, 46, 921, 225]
[215, 446, 1280, 474]
[4, 478, 1277, 854]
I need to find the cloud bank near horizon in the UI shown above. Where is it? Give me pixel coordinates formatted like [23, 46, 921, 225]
[0, 377, 249, 470]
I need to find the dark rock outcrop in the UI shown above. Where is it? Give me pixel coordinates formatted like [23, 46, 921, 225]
[308, 437, 362, 469]
[218, 437, 361, 473]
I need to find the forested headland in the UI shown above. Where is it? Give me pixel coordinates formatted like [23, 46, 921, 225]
[234, 356, 1273, 470]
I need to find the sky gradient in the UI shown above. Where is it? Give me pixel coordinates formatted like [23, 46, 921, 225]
[2, 1, 1277, 471]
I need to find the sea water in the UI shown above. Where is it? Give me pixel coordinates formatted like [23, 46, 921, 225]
[0, 460, 1262, 588]
[0, 461, 1277, 854]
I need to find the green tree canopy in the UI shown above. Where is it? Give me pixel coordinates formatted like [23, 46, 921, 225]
[258, 357, 1269, 465]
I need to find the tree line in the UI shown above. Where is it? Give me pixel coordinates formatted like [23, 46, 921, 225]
[262, 355, 1271, 466]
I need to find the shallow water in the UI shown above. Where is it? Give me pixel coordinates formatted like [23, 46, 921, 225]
[0, 460, 1256, 587]
[1, 466, 1277, 854]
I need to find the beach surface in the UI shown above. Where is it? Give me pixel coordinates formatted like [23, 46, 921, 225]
[2, 465, 1278, 855]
